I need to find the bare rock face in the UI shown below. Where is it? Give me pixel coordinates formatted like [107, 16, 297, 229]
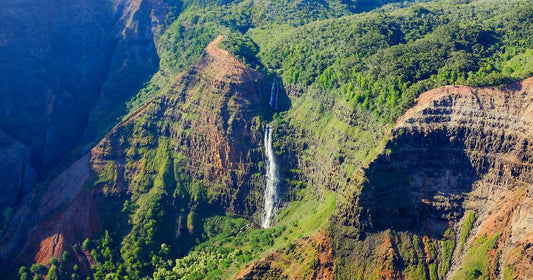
[0, 130, 36, 224]
[335, 78, 533, 279]
[0, 154, 96, 275]
[0, 0, 169, 172]
[0, 36, 269, 274]
[393, 80, 533, 279]
[91, 35, 269, 213]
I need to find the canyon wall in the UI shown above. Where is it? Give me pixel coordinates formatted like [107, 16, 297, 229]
[0, 130, 36, 225]
[0, 0, 169, 172]
[334, 78, 533, 279]
[0, 0, 173, 231]
[0, 36, 271, 275]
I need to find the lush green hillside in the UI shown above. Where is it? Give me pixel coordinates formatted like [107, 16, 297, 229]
[11, 0, 533, 279]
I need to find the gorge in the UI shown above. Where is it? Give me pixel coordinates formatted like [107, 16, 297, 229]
[1, 0, 532, 279]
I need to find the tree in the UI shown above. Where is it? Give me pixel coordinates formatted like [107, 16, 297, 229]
[82, 238, 91, 251]
[18, 266, 28, 280]
[30, 263, 46, 275]
[46, 265, 58, 280]
[49, 257, 58, 266]
[62, 251, 70, 263]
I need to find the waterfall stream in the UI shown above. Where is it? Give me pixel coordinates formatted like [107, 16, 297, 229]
[261, 125, 279, 228]
[269, 80, 278, 110]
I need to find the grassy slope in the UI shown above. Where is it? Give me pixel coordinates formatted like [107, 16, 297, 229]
[152, 188, 336, 279]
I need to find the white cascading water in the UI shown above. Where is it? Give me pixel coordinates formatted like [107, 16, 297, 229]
[274, 83, 278, 110]
[269, 80, 275, 108]
[269, 79, 278, 110]
[261, 125, 279, 228]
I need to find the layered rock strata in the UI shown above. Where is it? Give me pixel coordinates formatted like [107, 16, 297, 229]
[0, 36, 269, 274]
[336, 78, 533, 279]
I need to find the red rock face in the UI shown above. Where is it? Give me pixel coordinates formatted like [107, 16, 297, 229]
[0, 35, 270, 274]
[94, 35, 269, 211]
[166, 36, 268, 210]
[31, 193, 99, 266]
[336, 77, 533, 279]
[0, 154, 97, 274]
[395, 78, 533, 278]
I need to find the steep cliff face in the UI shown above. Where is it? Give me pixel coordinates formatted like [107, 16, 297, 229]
[0, 130, 36, 229]
[89, 35, 269, 215]
[0, 36, 270, 275]
[81, 0, 175, 146]
[0, 1, 174, 234]
[0, 0, 170, 172]
[0, 154, 97, 275]
[334, 78, 533, 279]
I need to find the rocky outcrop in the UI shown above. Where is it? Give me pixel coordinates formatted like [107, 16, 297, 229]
[0, 35, 270, 275]
[92, 35, 269, 213]
[335, 78, 533, 279]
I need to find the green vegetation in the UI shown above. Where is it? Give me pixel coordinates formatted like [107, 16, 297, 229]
[18, 0, 533, 279]
[459, 211, 476, 252]
[21, 254, 80, 280]
[151, 188, 334, 279]
[503, 265, 514, 280]
[47, 265, 58, 280]
[152, 218, 283, 279]
[440, 229, 456, 276]
[18, 267, 28, 280]
[217, 33, 261, 69]
[29, 264, 46, 275]
[87, 132, 222, 278]
[251, 0, 533, 122]
[126, 0, 533, 201]
[122, 0, 532, 278]
[332, 224, 458, 279]
[452, 233, 501, 280]
[405, 263, 428, 280]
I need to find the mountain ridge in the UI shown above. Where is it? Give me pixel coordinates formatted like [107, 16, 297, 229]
[0, 34, 271, 277]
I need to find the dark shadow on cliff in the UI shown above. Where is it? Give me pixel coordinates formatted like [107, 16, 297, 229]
[276, 79, 292, 114]
[355, 127, 479, 239]
[258, 77, 292, 124]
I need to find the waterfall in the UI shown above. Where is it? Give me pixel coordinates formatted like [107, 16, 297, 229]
[269, 79, 278, 110]
[261, 125, 279, 228]
[274, 82, 279, 110]
[269, 80, 275, 108]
